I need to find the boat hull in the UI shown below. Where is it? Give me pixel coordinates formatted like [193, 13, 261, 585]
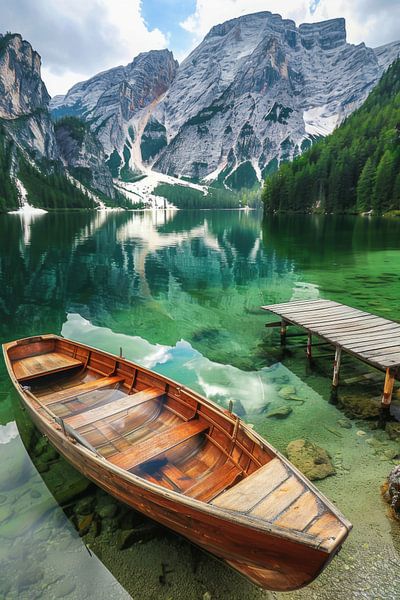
[20, 392, 329, 591]
[3, 335, 350, 591]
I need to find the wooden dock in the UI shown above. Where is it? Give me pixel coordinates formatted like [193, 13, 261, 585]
[262, 300, 400, 415]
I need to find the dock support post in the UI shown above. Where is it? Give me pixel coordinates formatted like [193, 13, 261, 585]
[306, 333, 312, 361]
[379, 368, 395, 428]
[330, 346, 342, 404]
[332, 347, 342, 387]
[280, 320, 287, 346]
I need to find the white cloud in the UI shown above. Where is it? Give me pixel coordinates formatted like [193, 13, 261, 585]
[3, 0, 399, 95]
[3, 0, 168, 96]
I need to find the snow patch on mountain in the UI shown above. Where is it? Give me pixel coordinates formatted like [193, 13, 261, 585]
[303, 106, 340, 137]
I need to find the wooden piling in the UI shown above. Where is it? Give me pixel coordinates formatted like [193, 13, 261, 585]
[307, 333, 312, 361]
[332, 347, 342, 388]
[280, 320, 287, 346]
[381, 368, 395, 406]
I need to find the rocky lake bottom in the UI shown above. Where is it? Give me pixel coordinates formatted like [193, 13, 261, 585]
[0, 210, 400, 599]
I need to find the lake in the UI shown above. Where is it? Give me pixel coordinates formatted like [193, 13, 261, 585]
[1, 209, 400, 599]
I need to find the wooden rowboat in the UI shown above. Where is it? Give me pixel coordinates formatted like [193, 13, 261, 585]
[2, 334, 351, 591]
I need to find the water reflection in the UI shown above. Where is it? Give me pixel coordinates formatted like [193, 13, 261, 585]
[1, 210, 400, 598]
[0, 414, 131, 600]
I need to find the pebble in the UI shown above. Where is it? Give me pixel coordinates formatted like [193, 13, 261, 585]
[77, 514, 93, 535]
[337, 418, 352, 429]
[356, 430, 367, 437]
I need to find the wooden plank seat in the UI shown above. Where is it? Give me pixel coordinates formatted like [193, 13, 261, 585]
[13, 352, 83, 382]
[65, 387, 164, 429]
[109, 420, 209, 472]
[40, 375, 125, 406]
[185, 461, 243, 502]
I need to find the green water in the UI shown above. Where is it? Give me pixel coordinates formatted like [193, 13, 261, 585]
[1, 209, 400, 599]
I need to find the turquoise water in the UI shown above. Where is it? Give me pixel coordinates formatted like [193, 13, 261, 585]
[0, 210, 400, 599]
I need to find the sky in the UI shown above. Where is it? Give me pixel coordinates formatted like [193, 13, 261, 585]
[1, 0, 399, 96]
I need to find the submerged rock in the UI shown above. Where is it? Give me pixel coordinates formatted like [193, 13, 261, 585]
[286, 439, 336, 480]
[117, 522, 160, 549]
[74, 495, 95, 516]
[386, 423, 400, 441]
[386, 465, 400, 518]
[266, 405, 293, 419]
[278, 385, 296, 399]
[340, 393, 382, 419]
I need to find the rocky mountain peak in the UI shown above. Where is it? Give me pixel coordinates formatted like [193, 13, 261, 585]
[49, 12, 400, 191]
[299, 18, 347, 50]
[0, 32, 50, 119]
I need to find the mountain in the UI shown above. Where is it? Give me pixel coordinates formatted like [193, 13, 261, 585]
[51, 12, 400, 190]
[262, 58, 400, 214]
[0, 32, 57, 161]
[0, 33, 125, 211]
[50, 50, 178, 181]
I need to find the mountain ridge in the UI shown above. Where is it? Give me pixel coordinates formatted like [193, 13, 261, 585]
[50, 12, 400, 190]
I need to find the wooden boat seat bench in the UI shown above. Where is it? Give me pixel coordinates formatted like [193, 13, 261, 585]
[41, 375, 126, 405]
[213, 459, 290, 511]
[13, 352, 83, 382]
[110, 420, 209, 471]
[65, 387, 165, 429]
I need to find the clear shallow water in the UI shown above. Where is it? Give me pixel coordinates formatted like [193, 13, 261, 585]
[0, 210, 400, 599]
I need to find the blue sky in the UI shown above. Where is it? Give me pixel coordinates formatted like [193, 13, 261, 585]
[141, 0, 196, 57]
[2, 0, 399, 95]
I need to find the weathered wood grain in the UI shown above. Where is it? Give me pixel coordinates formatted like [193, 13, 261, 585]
[263, 300, 400, 369]
[13, 352, 82, 381]
[109, 420, 209, 471]
[212, 459, 288, 512]
[66, 387, 163, 428]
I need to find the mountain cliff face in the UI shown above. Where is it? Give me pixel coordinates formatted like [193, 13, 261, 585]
[0, 33, 118, 207]
[50, 50, 178, 179]
[151, 13, 399, 186]
[54, 117, 115, 199]
[0, 32, 57, 160]
[51, 13, 399, 189]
